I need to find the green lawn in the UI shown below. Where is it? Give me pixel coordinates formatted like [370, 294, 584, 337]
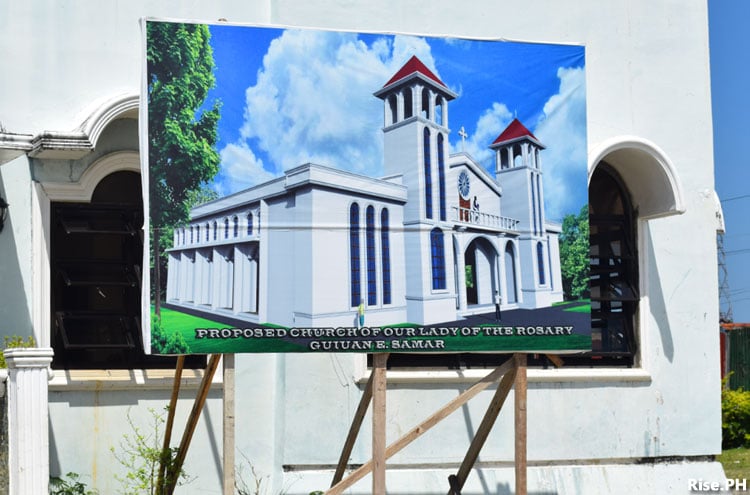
[153, 306, 590, 354]
[719, 447, 750, 482]
[154, 306, 305, 354]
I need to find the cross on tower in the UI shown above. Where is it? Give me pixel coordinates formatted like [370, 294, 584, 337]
[458, 126, 468, 151]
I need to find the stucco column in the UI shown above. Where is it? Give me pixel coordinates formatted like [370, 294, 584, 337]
[4, 347, 54, 495]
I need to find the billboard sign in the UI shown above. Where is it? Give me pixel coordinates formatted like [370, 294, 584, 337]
[141, 20, 591, 355]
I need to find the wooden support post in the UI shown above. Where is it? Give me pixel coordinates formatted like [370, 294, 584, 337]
[326, 359, 515, 495]
[332, 365, 375, 486]
[372, 353, 388, 495]
[223, 353, 236, 495]
[166, 354, 221, 495]
[447, 362, 517, 495]
[156, 354, 185, 495]
[514, 353, 528, 495]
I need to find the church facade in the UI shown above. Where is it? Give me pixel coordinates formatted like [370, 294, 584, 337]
[164, 56, 563, 329]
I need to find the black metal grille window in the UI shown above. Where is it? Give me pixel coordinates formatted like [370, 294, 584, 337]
[51, 171, 204, 370]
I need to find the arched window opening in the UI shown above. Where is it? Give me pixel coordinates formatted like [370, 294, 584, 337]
[424, 127, 433, 219]
[224, 218, 229, 239]
[350, 203, 361, 307]
[537, 241, 545, 285]
[403, 88, 413, 119]
[205, 223, 210, 242]
[233, 216, 239, 237]
[388, 95, 398, 125]
[196, 225, 200, 243]
[247, 213, 253, 236]
[431, 228, 446, 290]
[381, 208, 391, 305]
[434, 95, 443, 126]
[513, 144, 523, 167]
[366, 206, 377, 305]
[589, 162, 638, 363]
[421, 87, 431, 119]
[213, 221, 218, 241]
[438, 133, 446, 221]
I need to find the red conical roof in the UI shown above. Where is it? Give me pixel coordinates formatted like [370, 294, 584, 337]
[492, 118, 541, 145]
[384, 55, 447, 88]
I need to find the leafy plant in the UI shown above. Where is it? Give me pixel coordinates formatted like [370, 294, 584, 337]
[0, 335, 37, 368]
[49, 472, 97, 494]
[722, 376, 750, 449]
[111, 407, 191, 495]
[559, 204, 590, 300]
[150, 314, 190, 355]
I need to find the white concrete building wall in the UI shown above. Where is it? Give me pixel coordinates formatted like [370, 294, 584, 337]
[0, 1, 724, 493]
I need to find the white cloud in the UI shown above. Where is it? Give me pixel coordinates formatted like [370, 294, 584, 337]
[217, 30, 441, 194]
[533, 66, 588, 221]
[456, 102, 514, 168]
[215, 142, 276, 196]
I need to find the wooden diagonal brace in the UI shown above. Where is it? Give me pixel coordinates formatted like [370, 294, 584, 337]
[326, 359, 515, 495]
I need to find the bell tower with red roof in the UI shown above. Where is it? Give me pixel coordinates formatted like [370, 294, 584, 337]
[491, 118, 552, 301]
[490, 118, 547, 236]
[373, 56, 460, 324]
[374, 56, 457, 222]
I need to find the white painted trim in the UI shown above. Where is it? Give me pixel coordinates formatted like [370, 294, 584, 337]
[40, 150, 140, 202]
[31, 182, 51, 347]
[78, 93, 139, 150]
[352, 356, 651, 384]
[588, 136, 686, 219]
[47, 365, 224, 391]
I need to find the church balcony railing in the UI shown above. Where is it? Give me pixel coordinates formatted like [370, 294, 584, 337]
[451, 205, 520, 233]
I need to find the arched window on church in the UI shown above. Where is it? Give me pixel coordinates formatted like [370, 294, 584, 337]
[350, 203, 361, 307]
[438, 133, 446, 221]
[403, 87, 413, 119]
[537, 241, 545, 285]
[196, 225, 200, 243]
[366, 205, 377, 305]
[434, 95, 443, 126]
[233, 216, 239, 237]
[247, 213, 253, 236]
[388, 95, 398, 125]
[381, 208, 391, 305]
[205, 222, 210, 242]
[190, 226, 194, 244]
[213, 221, 218, 241]
[421, 87, 430, 119]
[224, 218, 229, 239]
[430, 228, 446, 290]
[589, 163, 638, 362]
[424, 127, 433, 219]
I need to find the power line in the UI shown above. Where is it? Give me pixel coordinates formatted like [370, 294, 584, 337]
[721, 193, 750, 203]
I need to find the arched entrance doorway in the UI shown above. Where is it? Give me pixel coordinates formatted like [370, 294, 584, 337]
[464, 237, 498, 307]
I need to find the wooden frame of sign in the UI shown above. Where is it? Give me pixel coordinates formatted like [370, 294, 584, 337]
[155, 351, 556, 495]
[326, 352, 534, 495]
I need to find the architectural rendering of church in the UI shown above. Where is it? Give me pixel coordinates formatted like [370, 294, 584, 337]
[164, 56, 563, 328]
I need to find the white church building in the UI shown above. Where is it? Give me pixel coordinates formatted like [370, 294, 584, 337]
[165, 56, 564, 329]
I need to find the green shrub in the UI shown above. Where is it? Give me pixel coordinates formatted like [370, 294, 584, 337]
[722, 379, 750, 449]
[49, 472, 97, 494]
[0, 335, 37, 368]
[150, 315, 190, 355]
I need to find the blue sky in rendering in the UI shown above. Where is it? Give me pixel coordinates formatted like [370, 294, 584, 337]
[710, 0, 750, 322]
[199, 24, 587, 222]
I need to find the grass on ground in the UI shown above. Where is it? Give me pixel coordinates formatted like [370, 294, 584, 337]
[719, 447, 750, 481]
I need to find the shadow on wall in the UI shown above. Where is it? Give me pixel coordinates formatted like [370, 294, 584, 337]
[0, 167, 34, 342]
[646, 222, 675, 363]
